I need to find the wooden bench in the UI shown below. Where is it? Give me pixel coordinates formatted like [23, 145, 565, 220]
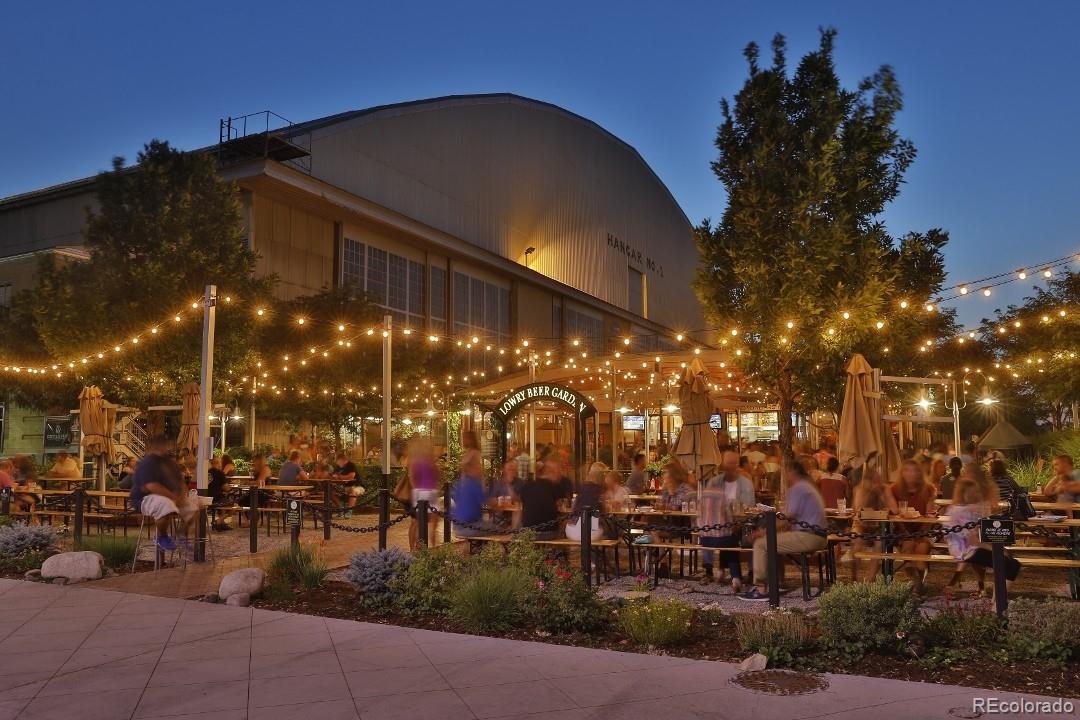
[468, 535, 622, 579]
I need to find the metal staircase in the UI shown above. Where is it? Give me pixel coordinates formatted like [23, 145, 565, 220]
[113, 411, 147, 463]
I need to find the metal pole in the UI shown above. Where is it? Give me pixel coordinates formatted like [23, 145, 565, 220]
[323, 479, 332, 541]
[248, 485, 258, 554]
[443, 481, 452, 544]
[992, 543, 1009, 619]
[765, 509, 780, 608]
[581, 506, 593, 587]
[194, 285, 216, 562]
[380, 314, 392, 549]
[529, 354, 536, 477]
[610, 365, 618, 466]
[1, 488, 9, 516]
[417, 499, 429, 547]
[73, 487, 84, 546]
[951, 380, 962, 456]
[250, 375, 257, 451]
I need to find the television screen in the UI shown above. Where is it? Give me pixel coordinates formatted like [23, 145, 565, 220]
[622, 415, 645, 431]
[709, 413, 723, 430]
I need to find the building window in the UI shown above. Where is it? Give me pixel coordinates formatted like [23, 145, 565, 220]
[565, 307, 604, 355]
[342, 239, 365, 288]
[552, 298, 562, 340]
[0, 284, 11, 309]
[430, 266, 447, 333]
[366, 247, 388, 305]
[628, 267, 645, 317]
[453, 271, 510, 342]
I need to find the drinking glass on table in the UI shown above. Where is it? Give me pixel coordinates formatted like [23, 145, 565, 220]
[836, 498, 847, 513]
[898, 500, 908, 515]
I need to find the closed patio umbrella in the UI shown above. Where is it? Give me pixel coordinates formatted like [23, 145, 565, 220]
[837, 354, 899, 477]
[79, 386, 108, 490]
[177, 382, 201, 454]
[672, 357, 723, 480]
[103, 405, 118, 465]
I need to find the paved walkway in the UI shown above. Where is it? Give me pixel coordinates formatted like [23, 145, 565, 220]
[0, 579, 1064, 720]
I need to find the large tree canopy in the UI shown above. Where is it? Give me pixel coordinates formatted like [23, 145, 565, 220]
[696, 29, 955, 455]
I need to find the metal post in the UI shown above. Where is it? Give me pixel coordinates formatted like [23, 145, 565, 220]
[73, 487, 84, 545]
[443, 481, 451, 544]
[248, 485, 258, 554]
[290, 515, 300, 551]
[195, 285, 216, 562]
[417, 499, 429, 547]
[581, 506, 593, 587]
[529, 354, 536, 477]
[951, 380, 962, 456]
[250, 375, 257, 451]
[992, 543, 1009, 619]
[323, 479, 332, 541]
[380, 313, 392, 551]
[610, 365, 618, 466]
[765, 509, 780, 608]
[1, 488, 9, 516]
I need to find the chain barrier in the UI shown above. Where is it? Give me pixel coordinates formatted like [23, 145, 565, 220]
[298, 500, 410, 534]
[426, 506, 565, 535]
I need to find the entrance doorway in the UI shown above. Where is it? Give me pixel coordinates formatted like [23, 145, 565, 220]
[490, 382, 597, 481]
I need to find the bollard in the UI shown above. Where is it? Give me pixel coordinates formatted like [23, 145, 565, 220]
[1, 488, 9, 516]
[882, 519, 895, 583]
[417, 499, 430, 547]
[290, 515, 301, 551]
[195, 489, 208, 562]
[72, 487, 85, 545]
[580, 506, 593, 588]
[992, 543, 1009, 619]
[248, 485, 258, 554]
[323, 479, 332, 541]
[378, 474, 390, 551]
[764, 509, 780, 608]
[443, 482, 452, 544]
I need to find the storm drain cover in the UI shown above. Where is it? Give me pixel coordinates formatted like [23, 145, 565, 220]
[948, 708, 983, 719]
[731, 669, 828, 695]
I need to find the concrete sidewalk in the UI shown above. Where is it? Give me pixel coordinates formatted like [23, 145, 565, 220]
[0, 578, 1065, 720]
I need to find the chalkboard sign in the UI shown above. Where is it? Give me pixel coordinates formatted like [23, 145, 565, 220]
[44, 417, 73, 448]
[285, 498, 302, 528]
[979, 518, 1015, 545]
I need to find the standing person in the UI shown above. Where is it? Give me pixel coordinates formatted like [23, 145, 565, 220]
[626, 452, 649, 494]
[519, 458, 561, 540]
[1043, 454, 1080, 502]
[886, 459, 936, 594]
[938, 457, 963, 501]
[513, 444, 532, 481]
[449, 458, 498, 539]
[333, 453, 364, 517]
[945, 474, 1020, 596]
[817, 457, 849, 509]
[408, 436, 441, 549]
[461, 431, 482, 478]
[739, 459, 827, 601]
[130, 437, 193, 551]
[277, 450, 310, 486]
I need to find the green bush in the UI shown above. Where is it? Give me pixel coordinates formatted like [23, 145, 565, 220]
[0, 550, 50, 574]
[391, 543, 472, 615]
[733, 610, 813, 667]
[344, 547, 413, 605]
[450, 567, 531, 632]
[1006, 597, 1080, 664]
[505, 530, 550, 581]
[817, 580, 921, 660]
[618, 598, 693, 646]
[1006, 458, 1051, 491]
[921, 599, 1003, 665]
[76, 535, 138, 569]
[1033, 429, 1080, 464]
[0, 524, 57, 558]
[267, 544, 329, 591]
[529, 566, 609, 634]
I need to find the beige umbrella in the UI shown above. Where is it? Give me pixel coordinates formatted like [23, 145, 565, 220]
[103, 405, 118, 464]
[837, 354, 899, 475]
[177, 382, 201, 453]
[79, 386, 108, 490]
[672, 357, 723, 479]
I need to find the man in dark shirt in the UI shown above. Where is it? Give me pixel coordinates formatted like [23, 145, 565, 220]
[130, 439, 191, 551]
[277, 450, 310, 486]
[627, 453, 649, 494]
[519, 459, 562, 539]
[334, 453, 365, 516]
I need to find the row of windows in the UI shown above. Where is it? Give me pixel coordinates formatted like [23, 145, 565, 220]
[453, 272, 510, 342]
[342, 239, 425, 328]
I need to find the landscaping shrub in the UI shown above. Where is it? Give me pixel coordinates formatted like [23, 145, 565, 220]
[0, 550, 50, 574]
[0, 523, 57, 558]
[76, 535, 138, 569]
[391, 542, 472, 615]
[505, 530, 550, 581]
[1006, 597, 1080, 664]
[344, 547, 414, 605]
[0, 515, 15, 529]
[450, 567, 531, 632]
[529, 566, 609, 634]
[920, 598, 1003, 665]
[733, 609, 813, 667]
[817, 580, 921, 660]
[267, 544, 329, 591]
[618, 598, 693, 646]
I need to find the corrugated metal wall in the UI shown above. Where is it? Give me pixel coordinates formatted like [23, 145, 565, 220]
[303, 96, 702, 332]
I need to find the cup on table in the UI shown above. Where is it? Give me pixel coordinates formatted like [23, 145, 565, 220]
[836, 498, 847, 513]
[898, 500, 908, 515]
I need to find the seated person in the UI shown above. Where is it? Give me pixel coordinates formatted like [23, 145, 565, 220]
[45, 451, 81, 480]
[207, 457, 234, 531]
[277, 450, 310, 487]
[816, 457, 849, 509]
[566, 467, 605, 541]
[130, 438, 195, 551]
[602, 470, 630, 511]
[1043, 454, 1080, 502]
[117, 457, 138, 490]
[0, 459, 36, 514]
[520, 459, 562, 540]
[658, 462, 693, 510]
[333, 453, 365, 516]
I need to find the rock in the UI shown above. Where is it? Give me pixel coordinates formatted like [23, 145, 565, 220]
[51, 577, 67, 586]
[225, 593, 250, 607]
[23, 569, 41, 579]
[738, 653, 768, 672]
[218, 568, 265, 600]
[617, 591, 651, 603]
[202, 593, 221, 604]
[40, 551, 104, 582]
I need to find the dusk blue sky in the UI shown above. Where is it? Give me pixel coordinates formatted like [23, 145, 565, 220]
[3, 0, 1077, 327]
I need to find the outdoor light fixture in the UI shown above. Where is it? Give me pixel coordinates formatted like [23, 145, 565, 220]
[663, 403, 679, 413]
[916, 397, 933, 411]
[616, 406, 631, 413]
[401, 418, 413, 426]
[524, 246, 536, 267]
[977, 397, 999, 406]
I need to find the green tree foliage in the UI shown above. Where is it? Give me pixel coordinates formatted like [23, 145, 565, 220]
[0, 140, 270, 408]
[695, 29, 955, 454]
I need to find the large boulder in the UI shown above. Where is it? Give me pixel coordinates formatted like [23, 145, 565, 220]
[219, 568, 265, 601]
[40, 552, 104, 582]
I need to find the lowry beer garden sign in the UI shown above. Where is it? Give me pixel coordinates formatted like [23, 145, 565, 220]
[492, 382, 597, 424]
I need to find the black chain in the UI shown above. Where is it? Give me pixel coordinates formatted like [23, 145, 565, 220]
[298, 500, 410, 534]
[427, 506, 564, 535]
[1014, 521, 1080, 547]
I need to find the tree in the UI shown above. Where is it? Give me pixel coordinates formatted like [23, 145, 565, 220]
[1, 140, 272, 408]
[695, 29, 951, 459]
